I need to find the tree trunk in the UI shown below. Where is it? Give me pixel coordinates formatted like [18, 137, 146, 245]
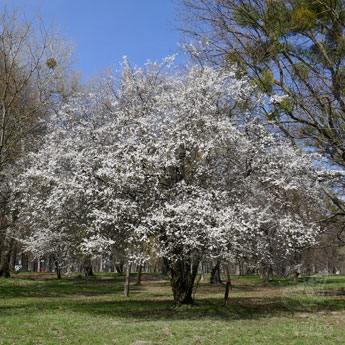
[99, 255, 103, 272]
[210, 260, 222, 284]
[0, 238, 14, 278]
[48, 256, 54, 272]
[115, 260, 124, 274]
[136, 265, 142, 285]
[200, 262, 205, 281]
[55, 260, 61, 280]
[28, 255, 34, 272]
[0, 250, 11, 277]
[10, 243, 17, 272]
[238, 260, 247, 276]
[161, 258, 169, 276]
[83, 257, 94, 277]
[223, 263, 232, 306]
[293, 271, 300, 284]
[21, 253, 28, 271]
[260, 265, 272, 283]
[124, 263, 132, 297]
[169, 259, 199, 305]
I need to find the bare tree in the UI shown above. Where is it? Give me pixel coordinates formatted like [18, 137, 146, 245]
[0, 7, 75, 277]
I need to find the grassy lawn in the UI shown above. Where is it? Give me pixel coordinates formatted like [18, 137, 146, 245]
[1, 273, 345, 344]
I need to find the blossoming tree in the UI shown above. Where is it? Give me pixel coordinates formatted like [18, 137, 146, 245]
[15, 58, 326, 304]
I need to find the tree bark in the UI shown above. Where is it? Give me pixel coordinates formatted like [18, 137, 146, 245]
[169, 259, 199, 305]
[124, 263, 131, 297]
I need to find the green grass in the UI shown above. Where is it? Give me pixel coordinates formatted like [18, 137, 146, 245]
[2, 273, 345, 344]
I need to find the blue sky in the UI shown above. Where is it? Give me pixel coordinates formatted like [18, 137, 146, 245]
[7, 0, 182, 80]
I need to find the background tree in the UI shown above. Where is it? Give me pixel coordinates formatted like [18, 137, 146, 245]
[0, 8, 74, 277]
[181, 0, 345, 214]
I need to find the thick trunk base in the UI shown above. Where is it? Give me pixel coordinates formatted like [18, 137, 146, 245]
[169, 259, 199, 305]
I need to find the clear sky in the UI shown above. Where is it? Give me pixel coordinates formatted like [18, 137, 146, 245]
[6, 0, 182, 80]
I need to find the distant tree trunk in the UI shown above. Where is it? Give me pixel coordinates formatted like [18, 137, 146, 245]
[161, 258, 169, 276]
[0, 238, 14, 278]
[0, 250, 11, 278]
[238, 260, 247, 276]
[169, 259, 199, 305]
[210, 260, 222, 284]
[223, 263, 232, 306]
[124, 263, 132, 297]
[48, 256, 54, 272]
[10, 243, 17, 271]
[136, 265, 142, 285]
[21, 253, 28, 271]
[55, 260, 61, 280]
[28, 255, 34, 272]
[260, 265, 273, 283]
[115, 260, 124, 274]
[83, 257, 94, 277]
[99, 255, 103, 273]
[200, 262, 205, 281]
[293, 271, 299, 283]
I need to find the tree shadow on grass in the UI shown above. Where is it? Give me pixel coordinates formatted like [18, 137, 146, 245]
[2, 293, 345, 321]
[2, 274, 345, 322]
[67, 295, 345, 320]
[0, 273, 171, 299]
[0, 277, 124, 298]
